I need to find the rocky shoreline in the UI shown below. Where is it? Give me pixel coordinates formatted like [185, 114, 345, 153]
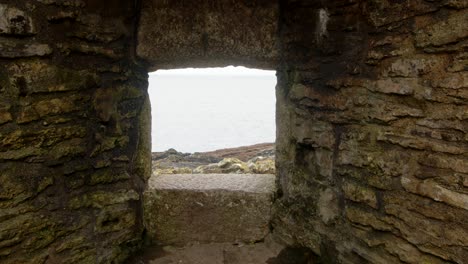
[152, 143, 275, 175]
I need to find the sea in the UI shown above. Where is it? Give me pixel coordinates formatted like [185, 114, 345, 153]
[148, 67, 277, 153]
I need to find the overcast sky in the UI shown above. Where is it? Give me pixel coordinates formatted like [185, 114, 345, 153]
[149, 66, 277, 152]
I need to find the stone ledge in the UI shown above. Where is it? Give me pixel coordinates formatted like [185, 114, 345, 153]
[148, 174, 276, 193]
[144, 174, 276, 246]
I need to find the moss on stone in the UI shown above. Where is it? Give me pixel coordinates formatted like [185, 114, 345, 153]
[134, 94, 152, 181]
[68, 190, 139, 209]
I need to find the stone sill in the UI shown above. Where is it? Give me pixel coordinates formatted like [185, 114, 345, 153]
[148, 174, 276, 194]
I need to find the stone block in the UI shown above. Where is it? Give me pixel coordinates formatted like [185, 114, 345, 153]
[292, 118, 335, 149]
[0, 108, 12, 124]
[0, 42, 52, 58]
[0, 4, 35, 36]
[431, 72, 468, 89]
[401, 175, 468, 210]
[137, 0, 279, 69]
[33, 96, 83, 118]
[416, 11, 468, 47]
[345, 206, 393, 232]
[144, 174, 275, 246]
[366, 0, 437, 27]
[7, 61, 99, 95]
[36, 0, 85, 7]
[366, 78, 418, 95]
[343, 181, 378, 209]
[69, 190, 139, 209]
[318, 188, 339, 224]
[381, 56, 447, 78]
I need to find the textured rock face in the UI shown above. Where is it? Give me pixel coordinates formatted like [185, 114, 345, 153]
[273, 1, 468, 263]
[137, 0, 279, 70]
[1, 0, 467, 263]
[144, 174, 275, 246]
[0, 1, 150, 263]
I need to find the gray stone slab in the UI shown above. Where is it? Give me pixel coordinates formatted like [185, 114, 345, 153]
[148, 174, 276, 193]
[144, 174, 276, 246]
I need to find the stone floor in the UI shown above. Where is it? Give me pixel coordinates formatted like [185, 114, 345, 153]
[128, 240, 285, 264]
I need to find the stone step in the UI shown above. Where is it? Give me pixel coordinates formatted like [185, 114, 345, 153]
[143, 174, 276, 246]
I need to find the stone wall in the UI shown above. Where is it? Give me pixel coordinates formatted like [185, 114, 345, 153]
[137, 0, 279, 70]
[274, 0, 468, 263]
[1, 0, 467, 263]
[0, 0, 150, 263]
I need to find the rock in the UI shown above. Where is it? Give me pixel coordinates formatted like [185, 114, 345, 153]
[247, 157, 275, 174]
[57, 42, 123, 59]
[343, 181, 378, 209]
[366, 78, 418, 95]
[345, 206, 393, 232]
[291, 118, 335, 149]
[7, 61, 99, 95]
[153, 167, 193, 175]
[127, 238, 286, 264]
[201, 143, 275, 161]
[152, 144, 276, 175]
[401, 175, 468, 210]
[318, 188, 339, 224]
[0, 42, 52, 58]
[144, 174, 275, 246]
[95, 205, 136, 233]
[381, 56, 446, 78]
[0, 105, 12, 124]
[217, 158, 249, 173]
[193, 163, 222, 174]
[88, 169, 131, 185]
[34, 97, 83, 118]
[69, 189, 139, 209]
[0, 4, 35, 36]
[416, 11, 468, 47]
[36, 0, 85, 7]
[193, 157, 274, 174]
[137, 0, 279, 70]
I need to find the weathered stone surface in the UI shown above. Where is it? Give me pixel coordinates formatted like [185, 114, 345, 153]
[36, 0, 85, 7]
[137, 0, 279, 70]
[343, 181, 378, 209]
[129, 236, 286, 264]
[272, 2, 468, 263]
[0, 41, 52, 58]
[0, 104, 12, 124]
[366, 0, 438, 27]
[0, 1, 467, 263]
[366, 78, 419, 95]
[0, 1, 145, 263]
[317, 188, 339, 224]
[416, 11, 468, 47]
[69, 189, 139, 209]
[0, 4, 35, 36]
[7, 61, 99, 94]
[402, 175, 468, 210]
[144, 174, 275, 246]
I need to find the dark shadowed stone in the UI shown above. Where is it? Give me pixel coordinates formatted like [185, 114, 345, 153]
[266, 247, 318, 264]
[0, 4, 36, 36]
[137, 0, 279, 70]
[0, 41, 52, 58]
[416, 11, 468, 47]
